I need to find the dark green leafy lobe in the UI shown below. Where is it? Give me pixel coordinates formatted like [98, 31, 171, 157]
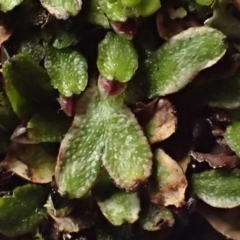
[98, 0, 134, 22]
[130, 26, 226, 99]
[103, 97, 152, 190]
[96, 190, 140, 225]
[206, 70, 240, 109]
[88, 0, 110, 29]
[192, 169, 240, 208]
[40, 0, 82, 19]
[205, 0, 240, 40]
[97, 32, 138, 83]
[27, 110, 71, 142]
[0, 92, 19, 132]
[225, 121, 240, 157]
[140, 203, 174, 231]
[56, 84, 152, 198]
[55, 87, 104, 198]
[2, 54, 55, 120]
[42, 19, 77, 49]
[45, 47, 88, 97]
[94, 171, 140, 226]
[0, 184, 49, 237]
[18, 35, 45, 63]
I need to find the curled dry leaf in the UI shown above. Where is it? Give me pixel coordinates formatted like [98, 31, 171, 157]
[0, 25, 12, 46]
[150, 149, 187, 207]
[178, 154, 191, 173]
[11, 124, 39, 144]
[230, 0, 240, 9]
[197, 201, 240, 240]
[45, 197, 91, 233]
[156, 8, 201, 40]
[2, 143, 56, 183]
[190, 151, 240, 168]
[145, 98, 177, 144]
[134, 98, 177, 144]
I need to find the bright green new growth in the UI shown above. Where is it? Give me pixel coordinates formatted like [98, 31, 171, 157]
[88, 0, 110, 29]
[196, 0, 213, 6]
[98, 0, 160, 22]
[0, 0, 24, 12]
[0, 184, 48, 237]
[192, 169, 240, 208]
[97, 32, 138, 83]
[2, 54, 54, 120]
[44, 47, 88, 97]
[40, 0, 82, 19]
[135, 0, 161, 17]
[132, 26, 226, 99]
[225, 121, 240, 157]
[55, 84, 152, 198]
[121, 0, 141, 6]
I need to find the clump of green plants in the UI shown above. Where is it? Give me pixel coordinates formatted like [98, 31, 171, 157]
[1, 0, 240, 239]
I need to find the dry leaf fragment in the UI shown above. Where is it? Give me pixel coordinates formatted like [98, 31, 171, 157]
[145, 98, 177, 144]
[190, 151, 240, 168]
[156, 9, 201, 40]
[2, 143, 56, 183]
[198, 201, 240, 240]
[150, 149, 187, 207]
[0, 25, 12, 46]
